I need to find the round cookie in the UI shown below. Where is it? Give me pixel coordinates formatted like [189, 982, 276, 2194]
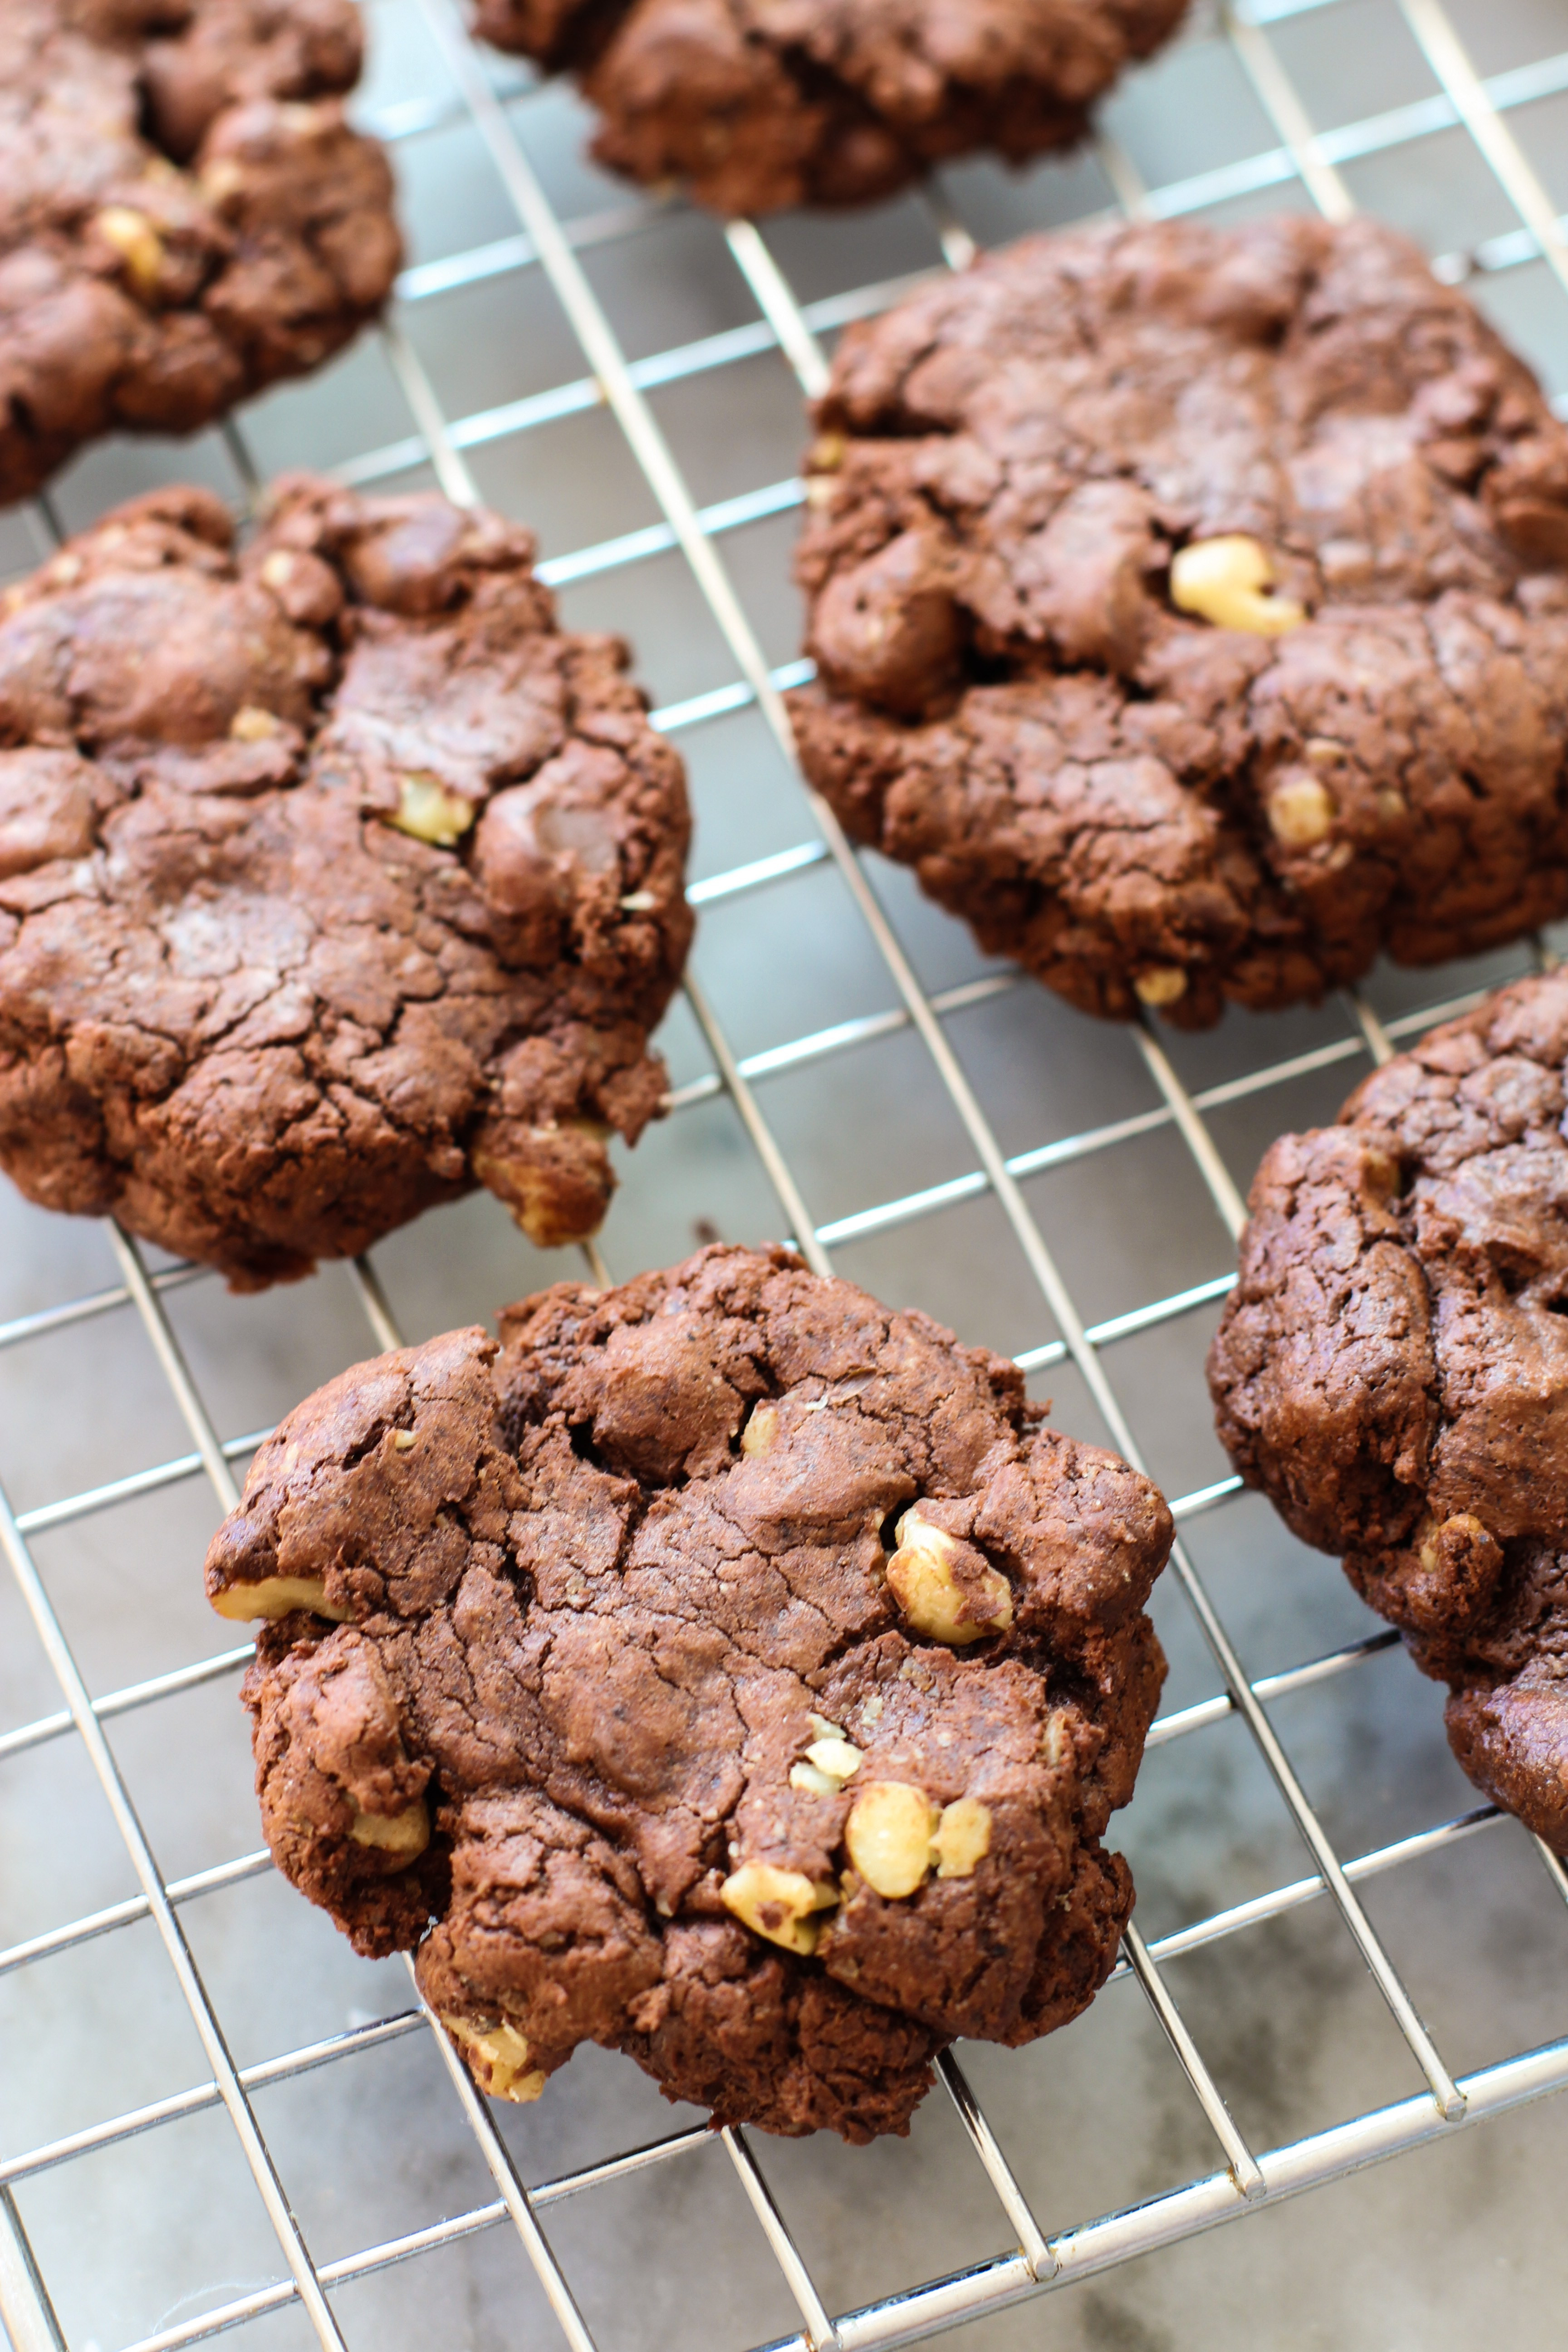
[1208, 970, 1568, 1853]
[474, 0, 1190, 217]
[790, 215, 1568, 1028]
[209, 1243, 1172, 2138]
[0, 0, 400, 505]
[0, 476, 692, 1284]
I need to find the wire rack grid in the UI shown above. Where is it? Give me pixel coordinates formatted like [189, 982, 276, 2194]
[3, 0, 1568, 2344]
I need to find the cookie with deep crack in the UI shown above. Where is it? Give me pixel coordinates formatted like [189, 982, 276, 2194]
[474, 0, 1190, 217]
[209, 1243, 1172, 2138]
[0, 475, 692, 1284]
[1208, 969, 1568, 1852]
[0, 0, 400, 504]
[790, 215, 1568, 1028]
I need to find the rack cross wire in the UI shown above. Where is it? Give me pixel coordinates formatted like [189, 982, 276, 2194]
[4, 0, 1568, 2344]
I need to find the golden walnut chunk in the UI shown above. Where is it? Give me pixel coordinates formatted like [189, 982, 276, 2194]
[230, 705, 282, 743]
[845, 1784, 994, 1896]
[470, 1115, 612, 1250]
[441, 2013, 546, 2102]
[210, 1574, 352, 1623]
[201, 155, 247, 206]
[95, 206, 164, 298]
[721, 1862, 840, 1954]
[1268, 771, 1335, 848]
[885, 1508, 1013, 1646]
[788, 1735, 862, 1797]
[740, 1400, 780, 1457]
[390, 774, 475, 847]
[1133, 966, 1188, 1008]
[349, 1798, 430, 1860]
[1419, 1511, 1493, 1573]
[1170, 535, 1305, 637]
[931, 1797, 992, 1880]
[845, 1781, 939, 1898]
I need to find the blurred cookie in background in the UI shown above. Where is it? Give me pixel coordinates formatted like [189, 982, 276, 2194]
[0, 0, 401, 503]
[474, 0, 1191, 216]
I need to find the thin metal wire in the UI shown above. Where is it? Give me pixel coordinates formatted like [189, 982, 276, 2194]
[334, 272, 935, 493]
[109, 1226, 241, 1514]
[683, 972, 833, 1276]
[1132, 1019, 1249, 1243]
[723, 2129, 841, 2352]
[1398, 0, 1568, 301]
[0, 1850, 272, 1983]
[723, 223, 833, 398]
[303, 49, 1568, 502]
[12, 1426, 270, 1539]
[1535, 1840, 1568, 1908]
[0, 1481, 348, 2349]
[3, 0, 1568, 2342]
[0, 2010, 418, 2187]
[379, 312, 485, 505]
[1128, 1803, 1504, 1974]
[112, 2127, 717, 2352]
[0, 1259, 208, 1355]
[349, 1251, 407, 1353]
[1222, 3, 1355, 218]
[0, 2187, 64, 2352]
[0, 1644, 253, 1766]
[402, 1953, 602, 2352]
[1121, 1925, 1266, 2199]
[749, 2032, 1568, 2352]
[934, 2054, 1055, 2279]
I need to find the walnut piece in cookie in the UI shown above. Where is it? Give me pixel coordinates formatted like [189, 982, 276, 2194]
[211, 1243, 1172, 2140]
[0, 475, 692, 1285]
[0, 0, 401, 504]
[791, 215, 1568, 1028]
[1208, 968, 1568, 1853]
[471, 0, 1190, 218]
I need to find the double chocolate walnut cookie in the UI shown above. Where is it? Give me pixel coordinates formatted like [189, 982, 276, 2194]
[0, 477, 691, 1284]
[211, 1245, 1172, 2138]
[1208, 971, 1568, 1855]
[1, 0, 400, 503]
[475, 0, 1189, 218]
[792, 215, 1568, 1028]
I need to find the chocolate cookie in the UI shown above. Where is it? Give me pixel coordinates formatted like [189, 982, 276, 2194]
[475, 0, 1190, 217]
[208, 1243, 1171, 2138]
[1, 0, 400, 504]
[0, 475, 692, 1284]
[790, 215, 1568, 1028]
[1208, 970, 1568, 1853]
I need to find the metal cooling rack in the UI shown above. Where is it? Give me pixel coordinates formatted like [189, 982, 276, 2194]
[4, 0, 1568, 2344]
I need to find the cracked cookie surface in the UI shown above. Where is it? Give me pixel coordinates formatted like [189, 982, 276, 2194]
[1208, 970, 1568, 1853]
[0, 0, 400, 503]
[473, 0, 1188, 217]
[211, 1243, 1171, 2138]
[791, 215, 1568, 1028]
[0, 475, 692, 1284]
